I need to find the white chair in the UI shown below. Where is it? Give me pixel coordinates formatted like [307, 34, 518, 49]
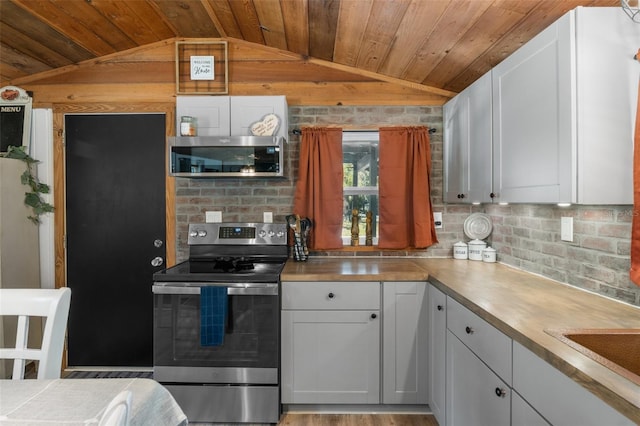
[98, 390, 133, 426]
[0, 287, 72, 379]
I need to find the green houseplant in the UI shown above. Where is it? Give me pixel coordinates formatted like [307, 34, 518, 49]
[1, 145, 54, 224]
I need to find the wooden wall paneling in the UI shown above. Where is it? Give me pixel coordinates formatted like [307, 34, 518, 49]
[333, 0, 373, 66]
[308, 0, 339, 61]
[14, 38, 455, 107]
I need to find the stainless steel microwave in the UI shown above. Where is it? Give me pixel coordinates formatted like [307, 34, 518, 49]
[169, 136, 284, 178]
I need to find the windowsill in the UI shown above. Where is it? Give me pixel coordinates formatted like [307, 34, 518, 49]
[308, 246, 430, 256]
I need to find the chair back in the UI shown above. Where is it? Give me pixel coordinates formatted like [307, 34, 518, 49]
[0, 287, 72, 379]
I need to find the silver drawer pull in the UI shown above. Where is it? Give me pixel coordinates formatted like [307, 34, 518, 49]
[465, 326, 474, 335]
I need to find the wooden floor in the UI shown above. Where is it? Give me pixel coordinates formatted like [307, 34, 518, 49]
[278, 413, 439, 425]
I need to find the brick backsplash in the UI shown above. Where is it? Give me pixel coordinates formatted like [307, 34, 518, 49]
[173, 104, 639, 307]
[485, 204, 639, 306]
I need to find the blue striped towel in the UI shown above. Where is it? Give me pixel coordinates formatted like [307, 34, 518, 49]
[200, 286, 228, 346]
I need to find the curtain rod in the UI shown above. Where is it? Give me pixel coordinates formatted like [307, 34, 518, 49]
[291, 128, 436, 135]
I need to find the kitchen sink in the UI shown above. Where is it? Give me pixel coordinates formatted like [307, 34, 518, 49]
[545, 328, 640, 386]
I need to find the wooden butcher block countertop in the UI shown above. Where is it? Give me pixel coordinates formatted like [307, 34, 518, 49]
[281, 257, 640, 422]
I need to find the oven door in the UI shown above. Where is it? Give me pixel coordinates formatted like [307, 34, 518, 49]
[152, 282, 279, 384]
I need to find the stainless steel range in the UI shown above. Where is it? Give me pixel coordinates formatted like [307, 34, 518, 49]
[152, 222, 287, 424]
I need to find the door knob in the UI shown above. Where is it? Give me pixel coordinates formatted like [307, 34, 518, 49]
[154, 239, 164, 248]
[151, 256, 164, 267]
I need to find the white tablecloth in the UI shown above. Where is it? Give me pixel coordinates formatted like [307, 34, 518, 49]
[0, 378, 188, 425]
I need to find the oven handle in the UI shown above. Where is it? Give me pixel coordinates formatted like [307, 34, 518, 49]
[152, 283, 278, 296]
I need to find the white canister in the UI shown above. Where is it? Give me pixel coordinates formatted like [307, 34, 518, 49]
[468, 239, 486, 261]
[482, 246, 497, 263]
[453, 241, 468, 260]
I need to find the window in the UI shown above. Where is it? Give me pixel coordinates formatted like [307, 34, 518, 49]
[342, 131, 379, 245]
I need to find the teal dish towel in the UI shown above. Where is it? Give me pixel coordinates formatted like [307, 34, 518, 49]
[200, 286, 227, 346]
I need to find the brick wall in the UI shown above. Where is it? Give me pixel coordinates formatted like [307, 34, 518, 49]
[174, 105, 451, 259]
[485, 204, 639, 306]
[173, 104, 640, 306]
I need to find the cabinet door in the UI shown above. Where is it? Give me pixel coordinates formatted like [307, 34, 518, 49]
[230, 96, 288, 139]
[176, 96, 230, 136]
[382, 282, 428, 404]
[446, 332, 510, 426]
[281, 310, 380, 404]
[443, 72, 493, 204]
[492, 12, 574, 203]
[513, 341, 634, 426]
[574, 7, 637, 205]
[512, 391, 550, 426]
[428, 284, 446, 425]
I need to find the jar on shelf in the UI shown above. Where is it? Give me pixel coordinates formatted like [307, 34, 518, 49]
[180, 116, 197, 136]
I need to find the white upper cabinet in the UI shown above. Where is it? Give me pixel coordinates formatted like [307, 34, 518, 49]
[176, 95, 288, 140]
[443, 71, 493, 204]
[230, 96, 288, 139]
[492, 7, 638, 204]
[177, 96, 230, 136]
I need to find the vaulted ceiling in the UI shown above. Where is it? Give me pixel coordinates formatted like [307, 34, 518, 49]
[0, 0, 624, 94]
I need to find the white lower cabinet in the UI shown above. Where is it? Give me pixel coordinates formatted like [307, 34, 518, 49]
[512, 391, 550, 426]
[382, 281, 428, 404]
[446, 332, 511, 426]
[512, 341, 634, 426]
[445, 297, 512, 426]
[281, 309, 380, 403]
[281, 281, 427, 406]
[427, 283, 446, 425]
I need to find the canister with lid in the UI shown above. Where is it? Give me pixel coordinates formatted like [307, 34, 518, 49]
[180, 116, 197, 136]
[453, 241, 468, 260]
[482, 246, 497, 263]
[468, 239, 487, 261]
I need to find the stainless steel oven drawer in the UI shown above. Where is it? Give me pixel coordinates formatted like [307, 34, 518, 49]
[165, 384, 280, 424]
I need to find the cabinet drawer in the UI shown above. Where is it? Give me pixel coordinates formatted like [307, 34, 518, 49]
[282, 281, 380, 310]
[447, 297, 512, 384]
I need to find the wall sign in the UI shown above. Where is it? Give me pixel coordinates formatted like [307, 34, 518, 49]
[190, 56, 215, 80]
[176, 40, 228, 95]
[0, 86, 32, 153]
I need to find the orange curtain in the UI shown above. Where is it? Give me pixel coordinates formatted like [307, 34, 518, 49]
[378, 126, 438, 249]
[630, 68, 640, 286]
[293, 127, 344, 249]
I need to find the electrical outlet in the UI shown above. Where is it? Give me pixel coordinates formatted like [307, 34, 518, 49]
[206, 211, 222, 223]
[263, 212, 273, 223]
[433, 212, 443, 229]
[561, 217, 573, 242]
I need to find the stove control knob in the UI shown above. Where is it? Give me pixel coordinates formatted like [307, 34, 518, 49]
[198, 230, 207, 237]
[189, 231, 198, 237]
[277, 231, 285, 238]
[268, 230, 275, 237]
[259, 230, 267, 237]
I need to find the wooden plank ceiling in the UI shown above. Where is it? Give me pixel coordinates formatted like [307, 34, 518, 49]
[0, 0, 623, 95]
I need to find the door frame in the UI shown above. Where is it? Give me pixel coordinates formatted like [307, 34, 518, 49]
[52, 102, 176, 298]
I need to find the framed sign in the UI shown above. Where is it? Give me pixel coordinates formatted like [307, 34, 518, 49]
[176, 40, 228, 95]
[0, 86, 32, 153]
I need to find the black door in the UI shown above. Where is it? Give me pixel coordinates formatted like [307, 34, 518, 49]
[65, 114, 166, 367]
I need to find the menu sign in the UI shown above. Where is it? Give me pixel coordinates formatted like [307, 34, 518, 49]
[0, 86, 32, 153]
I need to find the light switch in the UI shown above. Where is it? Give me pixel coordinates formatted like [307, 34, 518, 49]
[561, 217, 573, 242]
